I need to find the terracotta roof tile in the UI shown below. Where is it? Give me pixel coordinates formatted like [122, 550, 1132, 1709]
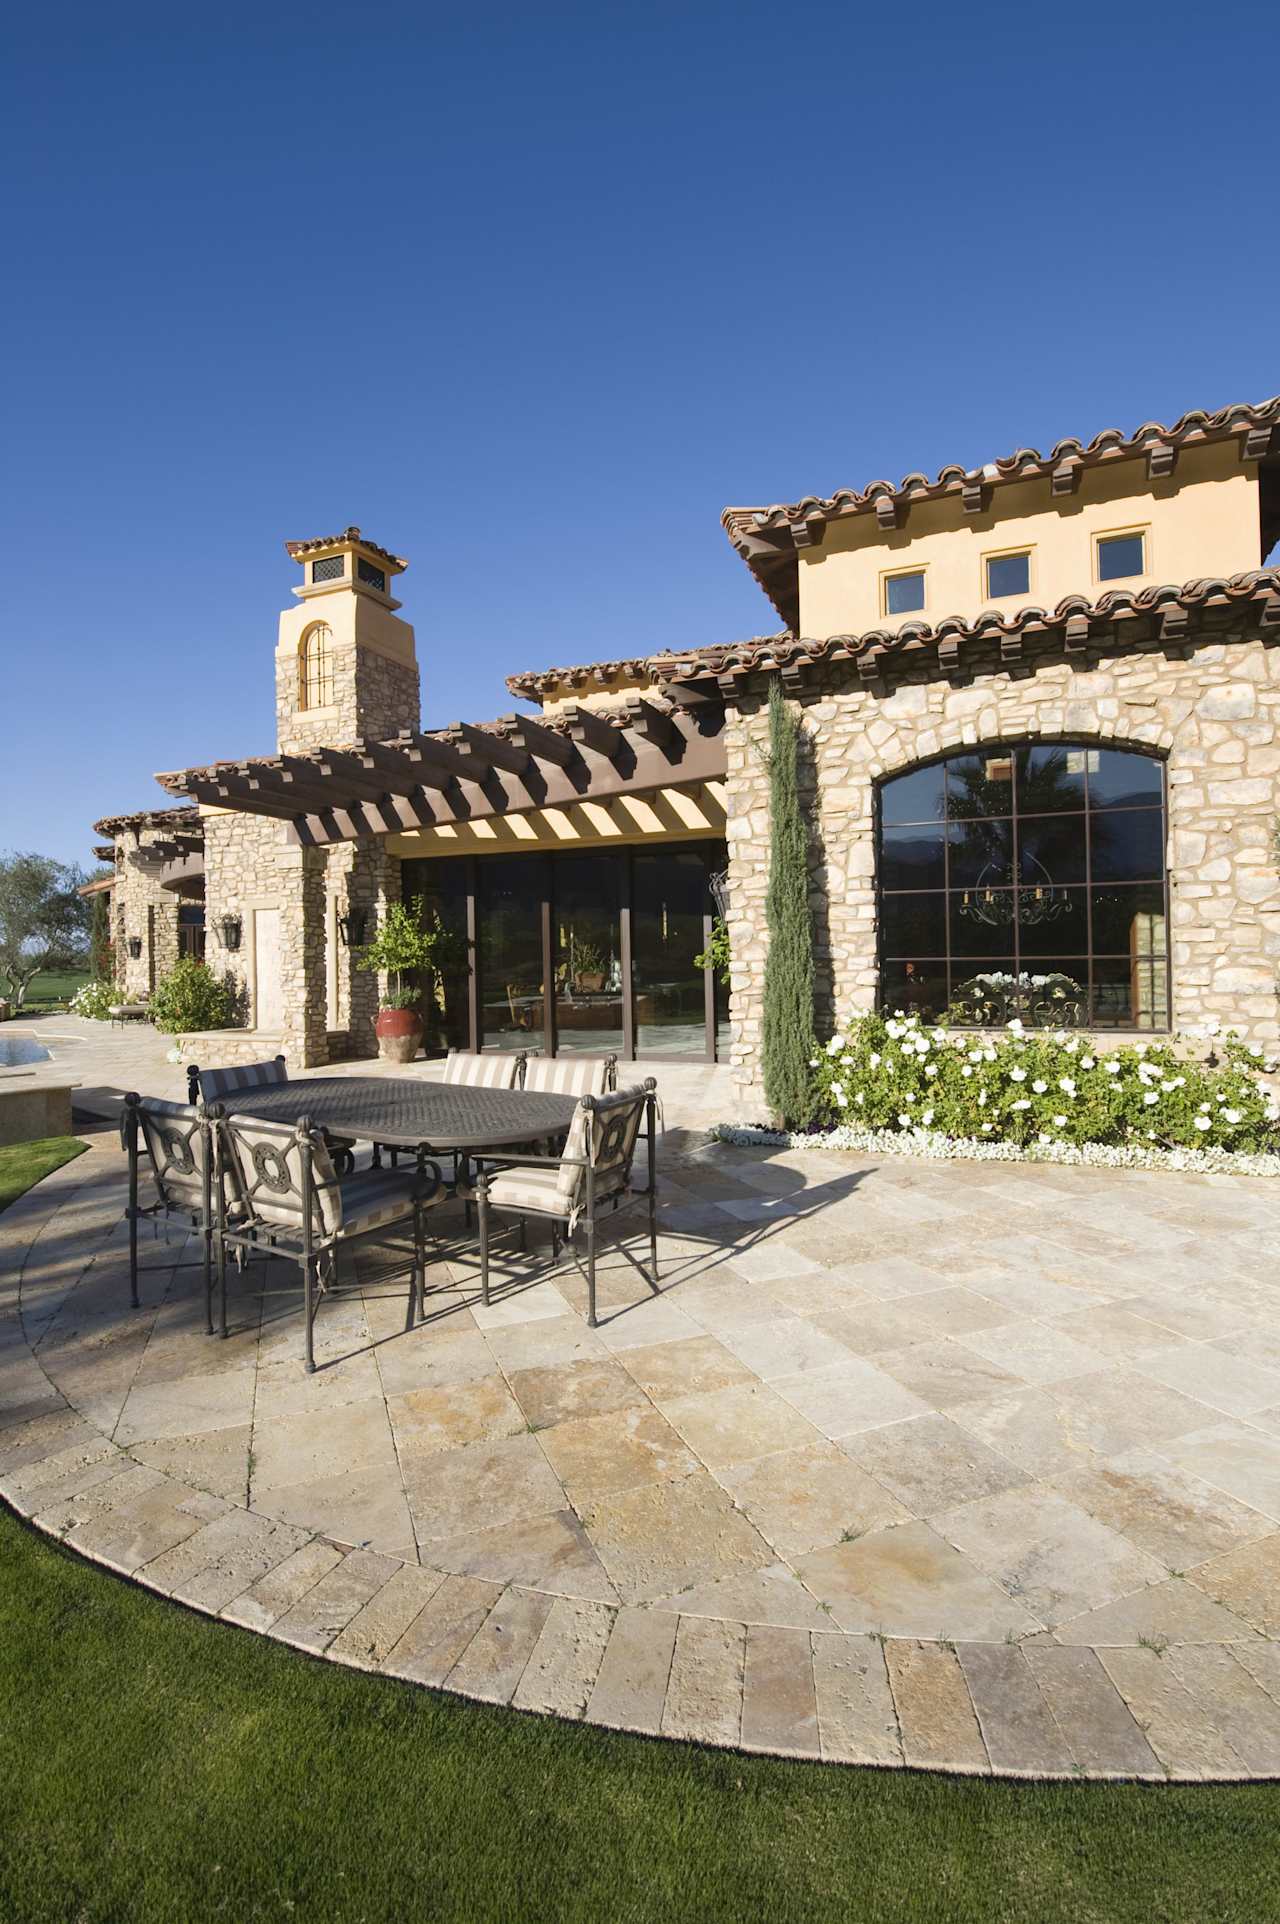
[650, 568, 1280, 690]
[724, 396, 1280, 625]
[92, 805, 203, 839]
[285, 526, 408, 571]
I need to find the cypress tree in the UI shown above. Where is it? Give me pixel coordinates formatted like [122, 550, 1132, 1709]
[761, 679, 818, 1128]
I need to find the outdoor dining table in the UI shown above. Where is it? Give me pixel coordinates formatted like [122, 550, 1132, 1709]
[209, 1075, 580, 1155]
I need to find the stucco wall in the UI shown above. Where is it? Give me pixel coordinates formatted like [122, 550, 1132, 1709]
[723, 632, 1280, 1103]
[798, 443, 1262, 639]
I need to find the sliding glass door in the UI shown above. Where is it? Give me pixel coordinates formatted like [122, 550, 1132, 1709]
[402, 840, 726, 1060]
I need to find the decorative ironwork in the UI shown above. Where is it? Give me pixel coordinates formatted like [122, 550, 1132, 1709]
[959, 854, 1070, 928]
[250, 1142, 294, 1194]
[357, 557, 387, 592]
[159, 1129, 195, 1176]
[311, 555, 344, 583]
[217, 915, 242, 952]
[948, 969, 1087, 1029]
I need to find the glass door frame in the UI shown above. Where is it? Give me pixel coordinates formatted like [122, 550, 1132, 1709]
[404, 843, 724, 1063]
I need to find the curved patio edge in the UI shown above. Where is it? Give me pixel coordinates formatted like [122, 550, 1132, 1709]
[3, 1145, 1279, 1784]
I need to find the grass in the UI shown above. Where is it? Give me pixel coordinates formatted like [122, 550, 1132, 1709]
[0, 1510, 1275, 1924]
[0, 1137, 86, 1216]
[0, 969, 89, 1014]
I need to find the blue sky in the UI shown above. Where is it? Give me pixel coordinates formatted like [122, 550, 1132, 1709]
[2, 0, 1275, 868]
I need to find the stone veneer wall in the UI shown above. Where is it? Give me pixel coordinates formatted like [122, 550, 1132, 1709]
[276, 640, 420, 755]
[113, 833, 181, 998]
[202, 811, 400, 1069]
[722, 633, 1280, 1103]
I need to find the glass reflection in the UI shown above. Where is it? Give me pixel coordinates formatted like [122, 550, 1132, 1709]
[479, 857, 546, 1052]
[881, 762, 945, 825]
[949, 817, 1013, 887]
[553, 855, 622, 1056]
[1089, 809, 1164, 881]
[633, 850, 713, 1056]
[881, 892, 946, 958]
[946, 752, 1016, 819]
[881, 823, 946, 889]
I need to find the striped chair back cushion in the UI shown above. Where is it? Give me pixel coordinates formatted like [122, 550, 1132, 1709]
[195, 1057, 288, 1102]
[136, 1098, 211, 1214]
[218, 1114, 341, 1238]
[556, 1085, 650, 1211]
[441, 1051, 521, 1090]
[522, 1054, 616, 1097]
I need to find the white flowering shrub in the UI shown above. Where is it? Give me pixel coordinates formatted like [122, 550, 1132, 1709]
[69, 980, 118, 1021]
[811, 1012, 1280, 1156]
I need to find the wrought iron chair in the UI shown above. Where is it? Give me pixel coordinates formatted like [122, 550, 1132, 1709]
[211, 1108, 445, 1372]
[121, 1092, 225, 1329]
[188, 1055, 357, 1174]
[460, 1081, 659, 1327]
[520, 1053, 617, 1096]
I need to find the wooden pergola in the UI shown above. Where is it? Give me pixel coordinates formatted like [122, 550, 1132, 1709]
[155, 698, 728, 847]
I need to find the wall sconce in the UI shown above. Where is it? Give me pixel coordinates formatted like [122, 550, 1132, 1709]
[336, 908, 368, 948]
[217, 915, 243, 952]
[708, 869, 730, 922]
[126, 936, 143, 960]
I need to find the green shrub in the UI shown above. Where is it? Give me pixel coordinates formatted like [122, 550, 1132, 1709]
[811, 1010, 1280, 1156]
[68, 979, 118, 1022]
[148, 960, 238, 1035]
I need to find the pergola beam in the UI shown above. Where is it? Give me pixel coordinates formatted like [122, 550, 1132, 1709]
[440, 722, 531, 778]
[498, 712, 576, 767]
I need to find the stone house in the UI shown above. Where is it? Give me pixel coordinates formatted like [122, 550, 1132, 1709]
[95, 396, 1280, 1096]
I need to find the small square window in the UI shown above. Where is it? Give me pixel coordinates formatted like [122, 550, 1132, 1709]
[357, 557, 386, 592]
[885, 570, 926, 616]
[1097, 532, 1146, 581]
[985, 551, 1030, 600]
[311, 555, 344, 584]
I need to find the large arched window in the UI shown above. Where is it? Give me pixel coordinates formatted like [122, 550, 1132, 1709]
[877, 741, 1169, 1030]
[298, 622, 334, 710]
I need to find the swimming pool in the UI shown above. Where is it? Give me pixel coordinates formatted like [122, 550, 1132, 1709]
[0, 1035, 51, 1069]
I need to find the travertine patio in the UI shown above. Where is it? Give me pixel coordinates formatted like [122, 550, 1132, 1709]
[4, 1020, 1280, 1778]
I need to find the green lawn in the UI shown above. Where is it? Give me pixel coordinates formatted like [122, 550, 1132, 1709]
[0, 968, 89, 1013]
[0, 1137, 86, 1216]
[0, 1510, 1274, 1924]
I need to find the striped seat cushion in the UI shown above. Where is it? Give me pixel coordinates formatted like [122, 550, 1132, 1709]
[459, 1166, 627, 1217]
[441, 1051, 521, 1090]
[337, 1167, 443, 1237]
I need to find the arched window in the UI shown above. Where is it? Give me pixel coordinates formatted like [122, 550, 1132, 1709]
[877, 741, 1168, 1030]
[298, 623, 334, 710]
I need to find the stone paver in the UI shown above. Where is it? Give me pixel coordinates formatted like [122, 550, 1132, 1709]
[6, 1035, 1280, 1777]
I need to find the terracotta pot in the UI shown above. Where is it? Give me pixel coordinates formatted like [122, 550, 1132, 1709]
[376, 1007, 423, 1064]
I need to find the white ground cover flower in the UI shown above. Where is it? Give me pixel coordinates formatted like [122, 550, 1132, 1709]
[962, 1065, 973, 1078]
[1195, 1115, 1212, 1131]
[1032, 1080, 1048, 1094]
[1059, 1077, 1077, 1096]
[1053, 1114, 1067, 1127]
[1105, 1059, 1122, 1075]
[1010, 1067, 1027, 1083]
[1011, 1099, 1031, 1111]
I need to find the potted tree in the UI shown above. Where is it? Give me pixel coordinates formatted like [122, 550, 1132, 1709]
[357, 898, 463, 1064]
